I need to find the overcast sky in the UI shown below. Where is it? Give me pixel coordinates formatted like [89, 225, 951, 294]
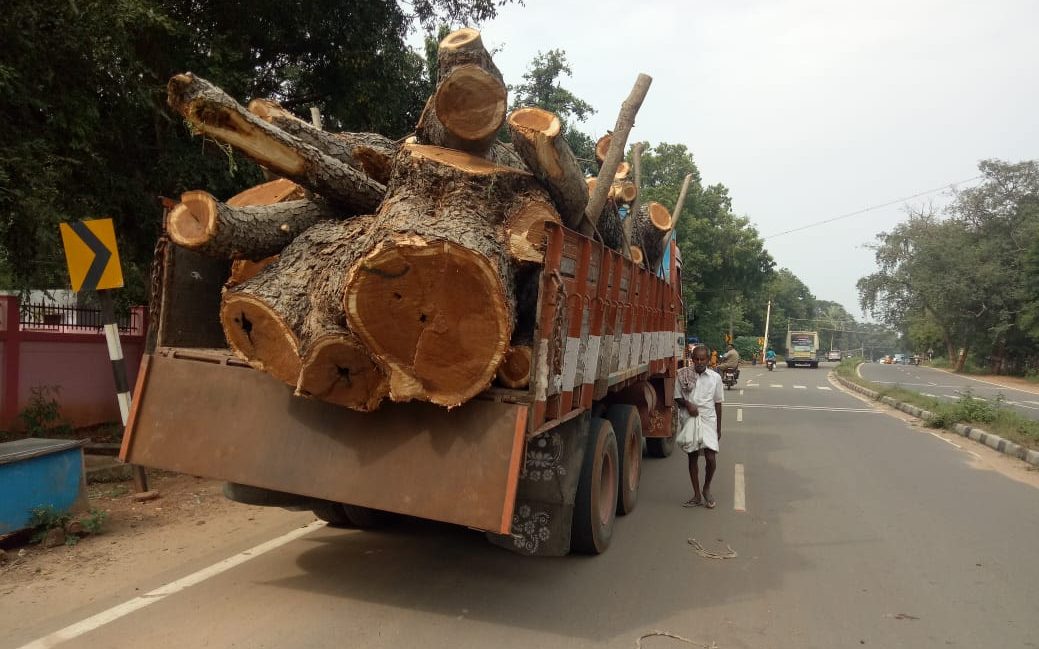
[412, 0, 1038, 319]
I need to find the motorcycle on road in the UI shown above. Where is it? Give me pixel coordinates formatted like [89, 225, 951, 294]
[766, 358, 775, 371]
[721, 367, 738, 390]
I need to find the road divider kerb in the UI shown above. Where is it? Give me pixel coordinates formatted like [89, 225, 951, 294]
[833, 369, 1039, 468]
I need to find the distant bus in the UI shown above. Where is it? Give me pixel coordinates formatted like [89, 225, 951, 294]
[786, 331, 820, 368]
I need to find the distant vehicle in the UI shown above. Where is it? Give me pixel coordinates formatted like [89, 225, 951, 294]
[826, 350, 842, 362]
[881, 355, 893, 364]
[786, 331, 820, 368]
[893, 353, 907, 364]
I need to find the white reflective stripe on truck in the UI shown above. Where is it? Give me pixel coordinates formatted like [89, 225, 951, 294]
[561, 336, 582, 391]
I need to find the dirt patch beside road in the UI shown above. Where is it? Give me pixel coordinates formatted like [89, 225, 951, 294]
[1, 471, 314, 643]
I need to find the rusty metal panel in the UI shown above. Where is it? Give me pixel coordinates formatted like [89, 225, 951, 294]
[123, 354, 527, 534]
[158, 244, 229, 349]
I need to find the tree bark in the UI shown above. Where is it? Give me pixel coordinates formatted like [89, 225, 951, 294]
[583, 74, 653, 235]
[221, 217, 390, 411]
[415, 29, 507, 155]
[248, 99, 396, 185]
[168, 191, 339, 260]
[598, 200, 625, 252]
[506, 107, 588, 228]
[344, 144, 536, 407]
[650, 172, 693, 270]
[496, 345, 532, 389]
[167, 73, 385, 212]
[625, 142, 647, 250]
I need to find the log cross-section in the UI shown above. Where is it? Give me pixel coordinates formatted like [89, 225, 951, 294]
[506, 107, 588, 228]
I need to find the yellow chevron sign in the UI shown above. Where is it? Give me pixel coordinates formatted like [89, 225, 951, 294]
[59, 218, 124, 291]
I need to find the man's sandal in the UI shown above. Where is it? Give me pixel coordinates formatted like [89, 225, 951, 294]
[704, 496, 717, 509]
[683, 497, 703, 508]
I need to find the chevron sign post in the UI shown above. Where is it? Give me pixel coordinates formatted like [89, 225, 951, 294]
[59, 218, 149, 494]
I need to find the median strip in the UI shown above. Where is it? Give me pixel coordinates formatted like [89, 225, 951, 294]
[833, 362, 1039, 467]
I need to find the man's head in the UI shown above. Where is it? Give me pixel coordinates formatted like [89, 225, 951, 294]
[692, 345, 709, 374]
[727, 344, 735, 351]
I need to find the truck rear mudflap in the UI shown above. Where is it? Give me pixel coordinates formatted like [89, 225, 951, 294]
[121, 349, 527, 534]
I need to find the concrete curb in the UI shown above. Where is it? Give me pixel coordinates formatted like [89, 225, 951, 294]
[832, 371, 1039, 468]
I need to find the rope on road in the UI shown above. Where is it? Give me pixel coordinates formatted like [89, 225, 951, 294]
[687, 538, 738, 559]
[635, 631, 719, 648]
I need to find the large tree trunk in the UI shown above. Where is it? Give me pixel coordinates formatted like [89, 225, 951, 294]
[167, 191, 338, 260]
[167, 73, 385, 212]
[221, 216, 390, 410]
[248, 99, 396, 185]
[506, 107, 588, 228]
[415, 29, 507, 155]
[220, 179, 304, 287]
[343, 144, 536, 407]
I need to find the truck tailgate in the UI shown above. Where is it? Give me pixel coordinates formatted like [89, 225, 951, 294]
[121, 350, 527, 533]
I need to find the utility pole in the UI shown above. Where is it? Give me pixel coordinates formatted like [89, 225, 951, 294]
[761, 298, 772, 363]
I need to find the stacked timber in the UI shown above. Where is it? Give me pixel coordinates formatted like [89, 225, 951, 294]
[162, 28, 655, 411]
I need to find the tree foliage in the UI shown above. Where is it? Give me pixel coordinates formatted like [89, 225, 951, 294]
[858, 160, 1039, 373]
[0, 0, 516, 300]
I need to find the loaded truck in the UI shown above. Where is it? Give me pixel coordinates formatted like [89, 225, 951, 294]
[120, 224, 684, 556]
[786, 330, 820, 368]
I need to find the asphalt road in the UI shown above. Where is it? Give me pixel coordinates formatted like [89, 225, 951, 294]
[859, 361, 1039, 420]
[11, 364, 1039, 648]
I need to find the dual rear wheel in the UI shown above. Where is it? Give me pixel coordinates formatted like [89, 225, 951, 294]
[571, 404, 644, 554]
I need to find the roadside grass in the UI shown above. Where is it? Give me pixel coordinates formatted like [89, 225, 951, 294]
[929, 357, 1039, 384]
[835, 358, 1039, 451]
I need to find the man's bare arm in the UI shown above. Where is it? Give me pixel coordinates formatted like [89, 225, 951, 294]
[715, 402, 722, 439]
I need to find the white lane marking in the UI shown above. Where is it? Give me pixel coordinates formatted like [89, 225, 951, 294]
[1027, 401, 1039, 406]
[727, 402, 881, 413]
[746, 382, 758, 387]
[739, 389, 744, 396]
[921, 393, 940, 398]
[817, 386, 831, 391]
[927, 431, 962, 449]
[734, 464, 746, 512]
[17, 521, 326, 649]
[737, 408, 743, 422]
[793, 385, 806, 390]
[770, 384, 783, 388]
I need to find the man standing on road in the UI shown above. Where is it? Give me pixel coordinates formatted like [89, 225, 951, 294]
[676, 346, 724, 509]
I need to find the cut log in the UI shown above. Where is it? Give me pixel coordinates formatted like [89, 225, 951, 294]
[504, 198, 562, 264]
[595, 133, 612, 164]
[629, 245, 644, 266]
[611, 181, 637, 204]
[416, 29, 506, 155]
[168, 73, 385, 212]
[228, 257, 277, 288]
[168, 190, 338, 260]
[496, 345, 532, 389]
[624, 142, 647, 251]
[635, 201, 673, 270]
[226, 178, 306, 207]
[221, 217, 390, 411]
[344, 144, 536, 407]
[586, 177, 598, 195]
[248, 99, 396, 185]
[614, 161, 631, 180]
[436, 28, 503, 80]
[487, 141, 529, 171]
[506, 107, 588, 228]
[583, 74, 653, 235]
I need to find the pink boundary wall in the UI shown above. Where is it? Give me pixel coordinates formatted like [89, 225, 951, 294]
[0, 296, 146, 430]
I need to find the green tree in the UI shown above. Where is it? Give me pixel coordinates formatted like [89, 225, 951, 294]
[0, 0, 518, 300]
[508, 49, 597, 173]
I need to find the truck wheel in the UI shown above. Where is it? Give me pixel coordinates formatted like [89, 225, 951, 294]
[571, 418, 619, 554]
[606, 404, 642, 515]
[312, 502, 354, 527]
[312, 502, 392, 529]
[787, 361, 794, 368]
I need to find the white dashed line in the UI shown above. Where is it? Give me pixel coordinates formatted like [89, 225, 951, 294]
[734, 464, 746, 512]
[770, 384, 783, 388]
[737, 408, 743, 422]
[793, 385, 806, 390]
[817, 386, 831, 391]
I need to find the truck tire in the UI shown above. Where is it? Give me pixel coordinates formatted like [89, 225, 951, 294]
[571, 418, 619, 554]
[312, 502, 354, 527]
[312, 502, 393, 529]
[606, 404, 642, 515]
[787, 361, 794, 368]
[811, 361, 818, 369]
